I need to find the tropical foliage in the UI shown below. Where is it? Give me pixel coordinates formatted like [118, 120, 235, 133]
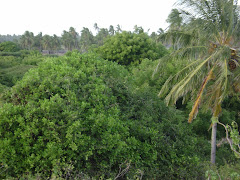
[157, 0, 240, 164]
[0, 41, 20, 52]
[0, 1, 240, 179]
[96, 31, 168, 66]
[0, 53, 206, 179]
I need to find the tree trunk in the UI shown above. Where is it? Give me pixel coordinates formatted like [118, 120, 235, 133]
[211, 122, 217, 164]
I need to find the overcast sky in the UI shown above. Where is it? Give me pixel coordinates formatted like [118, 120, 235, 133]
[1, 0, 176, 36]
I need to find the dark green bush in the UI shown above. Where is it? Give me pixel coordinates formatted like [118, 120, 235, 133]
[0, 52, 22, 57]
[0, 52, 205, 179]
[0, 41, 20, 52]
[0, 64, 36, 87]
[0, 55, 42, 87]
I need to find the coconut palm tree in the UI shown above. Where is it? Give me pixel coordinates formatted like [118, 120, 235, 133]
[52, 34, 61, 52]
[116, 24, 122, 33]
[166, 8, 183, 30]
[61, 30, 73, 51]
[157, 0, 240, 164]
[79, 27, 95, 52]
[109, 25, 115, 36]
[69, 27, 79, 49]
[20, 31, 34, 50]
[33, 32, 43, 51]
[41, 35, 52, 50]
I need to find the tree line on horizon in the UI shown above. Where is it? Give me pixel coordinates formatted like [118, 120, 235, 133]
[0, 24, 164, 53]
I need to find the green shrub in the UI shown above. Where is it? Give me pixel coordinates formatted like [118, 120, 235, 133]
[0, 53, 44, 87]
[21, 54, 44, 65]
[0, 52, 22, 57]
[206, 162, 240, 179]
[0, 41, 20, 52]
[0, 52, 204, 179]
[0, 64, 36, 87]
[0, 56, 22, 68]
[96, 31, 168, 66]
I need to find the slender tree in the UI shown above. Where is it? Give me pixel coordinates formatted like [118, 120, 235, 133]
[94, 23, 100, 33]
[33, 32, 43, 51]
[79, 27, 95, 52]
[41, 35, 52, 50]
[166, 9, 183, 30]
[95, 28, 109, 46]
[19, 31, 34, 50]
[61, 30, 72, 50]
[133, 25, 144, 34]
[116, 24, 122, 33]
[52, 34, 61, 52]
[108, 25, 115, 36]
[69, 27, 79, 49]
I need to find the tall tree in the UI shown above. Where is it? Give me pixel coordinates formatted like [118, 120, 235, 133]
[52, 34, 61, 51]
[33, 32, 43, 51]
[79, 27, 95, 52]
[94, 23, 100, 33]
[61, 30, 72, 51]
[116, 24, 122, 33]
[19, 31, 34, 50]
[133, 25, 144, 34]
[95, 28, 109, 46]
[69, 27, 79, 49]
[157, 0, 240, 164]
[166, 8, 183, 30]
[108, 25, 115, 36]
[41, 35, 52, 50]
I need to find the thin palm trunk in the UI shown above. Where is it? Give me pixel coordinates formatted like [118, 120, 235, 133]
[211, 123, 217, 164]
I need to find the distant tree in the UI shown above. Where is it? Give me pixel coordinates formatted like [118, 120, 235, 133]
[33, 32, 43, 51]
[79, 27, 95, 52]
[0, 34, 21, 43]
[94, 23, 100, 33]
[69, 27, 79, 49]
[108, 25, 115, 36]
[95, 28, 109, 46]
[116, 24, 122, 33]
[52, 34, 61, 51]
[20, 31, 34, 50]
[61, 30, 72, 50]
[166, 8, 183, 30]
[133, 25, 144, 34]
[150, 32, 158, 43]
[41, 35, 52, 50]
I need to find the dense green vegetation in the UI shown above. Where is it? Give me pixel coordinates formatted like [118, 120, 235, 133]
[0, 41, 20, 52]
[0, 53, 206, 179]
[96, 31, 168, 66]
[0, 0, 240, 179]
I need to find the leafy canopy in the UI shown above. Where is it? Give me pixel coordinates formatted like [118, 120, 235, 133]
[0, 52, 204, 179]
[96, 31, 168, 66]
[0, 41, 20, 52]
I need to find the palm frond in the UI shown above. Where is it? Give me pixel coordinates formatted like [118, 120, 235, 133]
[161, 50, 220, 105]
[188, 66, 214, 123]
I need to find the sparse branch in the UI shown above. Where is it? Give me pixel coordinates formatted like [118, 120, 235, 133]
[114, 161, 131, 180]
[218, 121, 240, 157]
